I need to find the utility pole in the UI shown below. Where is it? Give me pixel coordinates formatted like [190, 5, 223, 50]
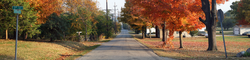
[114, 3, 117, 34]
[106, 0, 109, 32]
[118, 10, 121, 30]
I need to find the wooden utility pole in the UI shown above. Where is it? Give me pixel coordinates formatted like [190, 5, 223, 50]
[106, 0, 109, 32]
[114, 3, 117, 34]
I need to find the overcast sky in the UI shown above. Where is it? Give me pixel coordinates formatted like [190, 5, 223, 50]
[96, 0, 240, 15]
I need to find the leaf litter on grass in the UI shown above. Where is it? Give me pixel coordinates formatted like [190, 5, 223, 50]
[136, 36, 250, 60]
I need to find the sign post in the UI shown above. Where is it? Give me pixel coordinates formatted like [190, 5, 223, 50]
[12, 6, 23, 60]
[217, 9, 227, 58]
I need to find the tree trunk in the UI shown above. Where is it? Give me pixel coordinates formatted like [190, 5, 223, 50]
[6, 29, 8, 40]
[162, 21, 166, 42]
[14, 29, 16, 39]
[85, 20, 87, 41]
[208, 0, 218, 51]
[25, 33, 28, 40]
[155, 26, 160, 38]
[179, 31, 183, 48]
[149, 27, 151, 39]
[63, 32, 66, 41]
[199, 0, 218, 51]
[78, 32, 81, 42]
[22, 31, 25, 40]
[50, 38, 54, 42]
[206, 25, 217, 51]
[142, 30, 145, 39]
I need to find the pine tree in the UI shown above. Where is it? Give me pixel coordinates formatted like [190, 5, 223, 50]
[0, 0, 39, 40]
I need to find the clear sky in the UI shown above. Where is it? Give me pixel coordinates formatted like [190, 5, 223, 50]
[96, 0, 125, 14]
[96, 0, 240, 15]
[217, 0, 240, 12]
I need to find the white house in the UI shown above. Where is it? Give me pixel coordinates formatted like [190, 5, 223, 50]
[146, 27, 191, 38]
[146, 28, 156, 34]
[233, 25, 250, 35]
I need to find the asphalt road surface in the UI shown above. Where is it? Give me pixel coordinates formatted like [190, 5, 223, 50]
[76, 30, 174, 60]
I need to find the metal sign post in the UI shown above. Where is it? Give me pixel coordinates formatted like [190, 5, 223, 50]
[12, 6, 23, 60]
[217, 9, 227, 58]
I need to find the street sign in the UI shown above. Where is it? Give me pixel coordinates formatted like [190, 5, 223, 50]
[12, 6, 23, 14]
[217, 9, 224, 23]
[12, 6, 23, 10]
[12, 6, 23, 60]
[217, 9, 227, 58]
[14, 9, 22, 14]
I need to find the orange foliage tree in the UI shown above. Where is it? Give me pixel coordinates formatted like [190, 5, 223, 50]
[25, 0, 63, 24]
[120, 0, 152, 39]
[130, 0, 227, 50]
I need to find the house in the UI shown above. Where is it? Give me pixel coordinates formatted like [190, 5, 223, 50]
[146, 27, 191, 38]
[146, 28, 156, 34]
[233, 25, 250, 35]
[198, 27, 206, 31]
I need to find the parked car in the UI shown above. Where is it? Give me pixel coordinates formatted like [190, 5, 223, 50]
[205, 34, 208, 38]
[242, 31, 250, 35]
[198, 31, 207, 36]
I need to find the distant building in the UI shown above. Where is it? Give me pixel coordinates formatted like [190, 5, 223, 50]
[233, 25, 250, 35]
[198, 27, 206, 31]
[146, 27, 191, 38]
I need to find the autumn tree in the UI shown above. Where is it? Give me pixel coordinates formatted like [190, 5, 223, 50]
[129, 0, 206, 48]
[197, 0, 228, 51]
[0, 0, 40, 40]
[119, 0, 152, 39]
[130, 0, 227, 50]
[233, 0, 250, 24]
[25, 0, 63, 24]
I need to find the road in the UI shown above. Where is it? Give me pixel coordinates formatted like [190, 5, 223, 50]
[76, 30, 174, 60]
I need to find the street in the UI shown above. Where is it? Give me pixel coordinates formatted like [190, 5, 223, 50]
[76, 30, 174, 60]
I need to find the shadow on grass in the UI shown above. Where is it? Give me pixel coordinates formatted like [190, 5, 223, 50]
[17, 39, 62, 43]
[241, 36, 250, 38]
[0, 54, 24, 60]
[151, 48, 249, 60]
[64, 45, 100, 60]
[54, 41, 87, 51]
[100, 40, 111, 42]
[60, 54, 83, 56]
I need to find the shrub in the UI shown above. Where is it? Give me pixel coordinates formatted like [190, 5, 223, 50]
[189, 30, 199, 37]
[243, 52, 250, 57]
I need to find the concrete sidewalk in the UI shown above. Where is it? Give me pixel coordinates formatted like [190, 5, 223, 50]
[76, 30, 175, 60]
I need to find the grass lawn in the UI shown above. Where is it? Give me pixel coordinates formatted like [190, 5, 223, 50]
[216, 27, 233, 31]
[130, 31, 250, 60]
[216, 31, 233, 35]
[0, 36, 115, 60]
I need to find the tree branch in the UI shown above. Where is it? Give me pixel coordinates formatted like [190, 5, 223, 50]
[199, 17, 207, 25]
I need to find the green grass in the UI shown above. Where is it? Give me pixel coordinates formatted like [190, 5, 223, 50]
[0, 37, 114, 60]
[216, 31, 233, 35]
[216, 27, 233, 31]
[64, 45, 100, 60]
[0, 40, 74, 60]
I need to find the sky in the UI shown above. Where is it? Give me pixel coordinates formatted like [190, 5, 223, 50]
[217, 0, 240, 12]
[96, 0, 240, 15]
[96, 0, 125, 14]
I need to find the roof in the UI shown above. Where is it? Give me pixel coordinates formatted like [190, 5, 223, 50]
[237, 25, 250, 28]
